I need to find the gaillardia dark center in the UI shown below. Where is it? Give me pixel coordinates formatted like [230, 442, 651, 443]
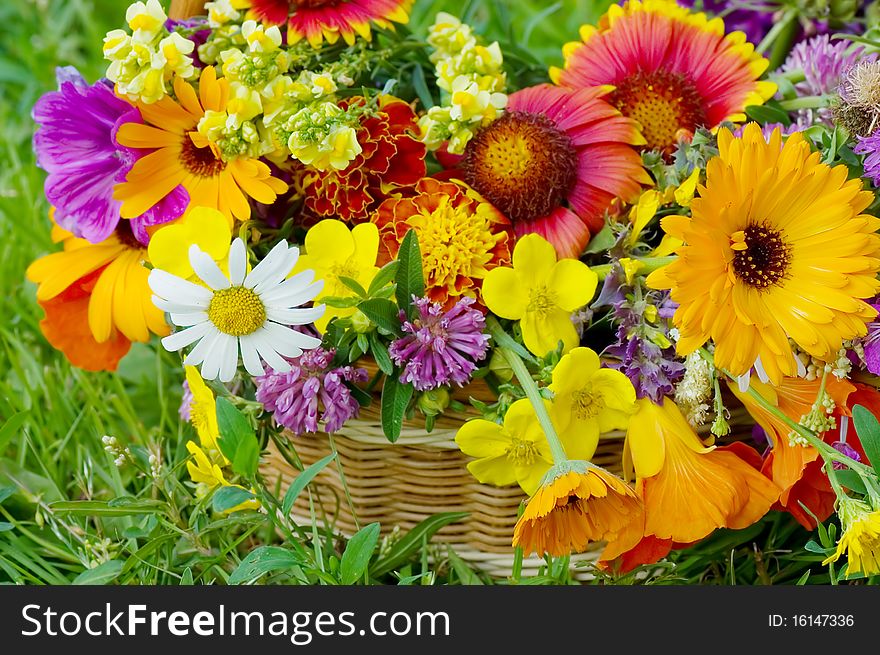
[608, 69, 707, 156]
[179, 136, 226, 178]
[462, 111, 578, 224]
[731, 223, 792, 290]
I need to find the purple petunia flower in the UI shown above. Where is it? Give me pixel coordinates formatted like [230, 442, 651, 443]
[855, 132, 880, 187]
[389, 296, 489, 392]
[255, 348, 368, 436]
[32, 67, 188, 245]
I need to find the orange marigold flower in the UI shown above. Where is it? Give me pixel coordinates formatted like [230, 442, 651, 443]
[513, 463, 642, 558]
[370, 178, 512, 308]
[303, 96, 426, 223]
[552, 0, 776, 156]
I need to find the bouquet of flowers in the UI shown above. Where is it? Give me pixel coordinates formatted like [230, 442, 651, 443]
[26, 0, 880, 580]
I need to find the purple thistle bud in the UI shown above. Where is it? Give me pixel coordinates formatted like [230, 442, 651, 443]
[389, 296, 489, 392]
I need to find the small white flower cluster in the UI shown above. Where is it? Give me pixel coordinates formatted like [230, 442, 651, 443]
[101, 435, 132, 468]
[103, 0, 197, 104]
[675, 352, 713, 427]
[794, 342, 855, 381]
[419, 12, 508, 154]
[791, 376, 837, 446]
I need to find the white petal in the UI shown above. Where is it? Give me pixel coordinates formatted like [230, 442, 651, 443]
[160, 322, 212, 352]
[170, 311, 209, 327]
[261, 322, 321, 357]
[239, 333, 265, 377]
[254, 246, 299, 296]
[754, 356, 770, 384]
[153, 296, 207, 314]
[184, 328, 223, 367]
[244, 240, 289, 289]
[218, 334, 240, 383]
[228, 238, 247, 286]
[795, 354, 807, 378]
[199, 333, 228, 381]
[265, 305, 326, 326]
[149, 269, 212, 306]
[190, 244, 230, 291]
[736, 371, 751, 394]
[262, 279, 325, 309]
[252, 332, 292, 373]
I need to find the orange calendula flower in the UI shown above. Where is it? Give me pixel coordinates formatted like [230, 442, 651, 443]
[552, 0, 776, 156]
[513, 461, 642, 557]
[601, 397, 779, 569]
[247, 0, 412, 48]
[114, 67, 287, 223]
[647, 124, 880, 384]
[370, 178, 512, 308]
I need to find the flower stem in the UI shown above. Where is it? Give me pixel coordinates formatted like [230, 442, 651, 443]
[591, 256, 676, 281]
[486, 320, 569, 465]
[328, 432, 361, 531]
[778, 95, 832, 111]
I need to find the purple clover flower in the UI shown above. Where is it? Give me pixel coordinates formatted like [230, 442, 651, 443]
[389, 296, 489, 391]
[255, 348, 368, 436]
[855, 132, 880, 188]
[32, 67, 188, 244]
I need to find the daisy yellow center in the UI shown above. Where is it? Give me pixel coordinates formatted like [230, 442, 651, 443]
[527, 286, 557, 316]
[207, 286, 266, 336]
[609, 70, 707, 156]
[730, 224, 792, 290]
[505, 437, 540, 466]
[408, 197, 502, 290]
[571, 383, 604, 420]
[180, 136, 226, 178]
[462, 111, 578, 224]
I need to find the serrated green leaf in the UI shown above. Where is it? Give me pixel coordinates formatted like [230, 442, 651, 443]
[852, 404, 880, 474]
[228, 546, 303, 585]
[338, 276, 367, 297]
[73, 560, 124, 586]
[282, 452, 336, 516]
[395, 229, 424, 320]
[368, 261, 398, 296]
[369, 331, 394, 375]
[380, 375, 413, 442]
[358, 298, 401, 336]
[212, 486, 256, 513]
[340, 522, 381, 584]
[371, 512, 469, 578]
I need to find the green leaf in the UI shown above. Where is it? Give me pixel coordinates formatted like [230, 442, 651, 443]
[228, 546, 304, 585]
[835, 470, 868, 495]
[216, 397, 259, 478]
[50, 499, 167, 516]
[73, 560, 124, 586]
[358, 298, 402, 336]
[340, 522, 381, 585]
[368, 261, 399, 296]
[447, 546, 483, 585]
[0, 411, 29, 452]
[804, 540, 829, 555]
[338, 276, 367, 298]
[852, 404, 880, 474]
[0, 485, 16, 505]
[180, 568, 194, 586]
[369, 331, 394, 375]
[395, 229, 424, 320]
[282, 452, 337, 516]
[0, 522, 12, 532]
[745, 103, 791, 126]
[321, 295, 363, 309]
[411, 63, 435, 110]
[212, 486, 256, 513]
[380, 375, 413, 443]
[371, 512, 469, 578]
[346, 381, 373, 408]
[583, 223, 616, 254]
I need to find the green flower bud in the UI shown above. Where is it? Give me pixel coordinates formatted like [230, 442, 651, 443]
[417, 388, 451, 417]
[489, 349, 513, 382]
[351, 309, 373, 334]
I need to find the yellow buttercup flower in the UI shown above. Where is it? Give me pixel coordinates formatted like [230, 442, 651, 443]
[147, 207, 232, 280]
[824, 498, 880, 576]
[648, 124, 880, 383]
[455, 398, 594, 495]
[292, 220, 380, 333]
[185, 442, 260, 513]
[482, 233, 598, 357]
[549, 347, 637, 453]
[184, 365, 223, 454]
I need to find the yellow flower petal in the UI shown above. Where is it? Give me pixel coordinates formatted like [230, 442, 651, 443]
[512, 233, 557, 280]
[546, 258, 598, 311]
[481, 266, 528, 319]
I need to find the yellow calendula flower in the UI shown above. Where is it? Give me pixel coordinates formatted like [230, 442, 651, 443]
[185, 442, 260, 513]
[824, 498, 880, 576]
[184, 365, 223, 454]
[455, 398, 594, 495]
[549, 347, 637, 453]
[482, 233, 598, 357]
[147, 207, 232, 281]
[292, 219, 380, 333]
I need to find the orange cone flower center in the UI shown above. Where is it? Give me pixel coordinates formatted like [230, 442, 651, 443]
[609, 70, 707, 156]
[179, 135, 227, 178]
[730, 224, 792, 290]
[462, 111, 578, 224]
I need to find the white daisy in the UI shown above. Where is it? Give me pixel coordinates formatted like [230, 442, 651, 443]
[149, 238, 325, 382]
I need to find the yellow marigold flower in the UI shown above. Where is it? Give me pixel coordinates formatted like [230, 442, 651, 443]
[455, 398, 594, 495]
[185, 442, 260, 513]
[293, 220, 380, 333]
[184, 365, 223, 454]
[482, 233, 598, 357]
[549, 347, 637, 452]
[647, 124, 880, 384]
[824, 498, 880, 576]
[513, 461, 642, 557]
[147, 207, 232, 280]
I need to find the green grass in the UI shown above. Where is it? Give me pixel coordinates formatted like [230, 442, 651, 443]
[0, 0, 832, 585]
